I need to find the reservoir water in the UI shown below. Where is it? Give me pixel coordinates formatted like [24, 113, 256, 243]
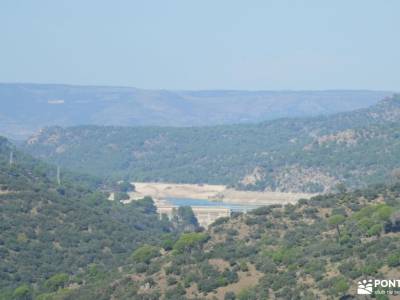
[166, 197, 261, 212]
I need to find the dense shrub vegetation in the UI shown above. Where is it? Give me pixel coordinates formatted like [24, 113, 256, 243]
[0, 137, 172, 297]
[39, 181, 400, 299]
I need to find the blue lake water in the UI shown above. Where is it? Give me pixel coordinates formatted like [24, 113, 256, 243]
[166, 197, 261, 212]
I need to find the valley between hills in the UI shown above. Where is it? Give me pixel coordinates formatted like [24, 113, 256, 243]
[123, 182, 314, 227]
[2, 95, 400, 300]
[3, 2, 400, 299]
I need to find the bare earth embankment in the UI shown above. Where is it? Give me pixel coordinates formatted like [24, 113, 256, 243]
[129, 182, 314, 205]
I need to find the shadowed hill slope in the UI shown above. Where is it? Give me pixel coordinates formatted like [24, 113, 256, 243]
[0, 137, 171, 293]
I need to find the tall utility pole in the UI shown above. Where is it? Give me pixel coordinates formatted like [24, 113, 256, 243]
[9, 151, 14, 166]
[57, 166, 61, 185]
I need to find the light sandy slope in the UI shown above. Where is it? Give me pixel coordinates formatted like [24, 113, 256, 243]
[129, 182, 314, 205]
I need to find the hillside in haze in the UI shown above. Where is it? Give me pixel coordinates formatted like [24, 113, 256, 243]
[23, 95, 400, 193]
[0, 83, 391, 139]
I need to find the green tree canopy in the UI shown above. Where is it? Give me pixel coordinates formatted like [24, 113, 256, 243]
[130, 245, 160, 264]
[173, 232, 209, 253]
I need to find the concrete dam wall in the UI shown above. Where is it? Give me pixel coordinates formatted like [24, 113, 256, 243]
[157, 205, 231, 227]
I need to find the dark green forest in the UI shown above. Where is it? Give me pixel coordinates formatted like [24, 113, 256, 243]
[0, 137, 174, 298]
[23, 95, 400, 193]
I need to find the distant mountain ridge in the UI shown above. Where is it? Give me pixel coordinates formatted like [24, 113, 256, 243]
[23, 95, 400, 193]
[0, 83, 392, 139]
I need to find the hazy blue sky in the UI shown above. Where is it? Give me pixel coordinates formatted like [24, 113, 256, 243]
[1, 0, 399, 90]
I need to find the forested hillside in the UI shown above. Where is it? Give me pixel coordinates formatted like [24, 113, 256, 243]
[0, 83, 390, 139]
[0, 137, 172, 297]
[39, 182, 400, 299]
[24, 95, 400, 193]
